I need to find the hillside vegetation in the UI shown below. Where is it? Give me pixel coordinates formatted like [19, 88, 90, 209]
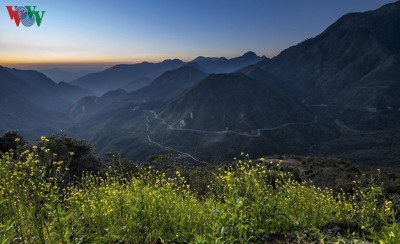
[0, 136, 399, 243]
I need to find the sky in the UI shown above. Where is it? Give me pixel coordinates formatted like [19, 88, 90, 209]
[0, 0, 397, 71]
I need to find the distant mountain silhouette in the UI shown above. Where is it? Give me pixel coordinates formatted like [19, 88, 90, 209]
[0, 67, 78, 134]
[0, 66, 35, 96]
[190, 51, 265, 73]
[71, 59, 184, 95]
[40, 68, 95, 83]
[70, 66, 207, 120]
[160, 73, 314, 131]
[1, 66, 92, 109]
[255, 1, 400, 110]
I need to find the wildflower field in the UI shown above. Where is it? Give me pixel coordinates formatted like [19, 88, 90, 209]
[0, 137, 399, 243]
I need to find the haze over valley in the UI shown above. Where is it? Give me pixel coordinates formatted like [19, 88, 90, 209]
[3, 1, 400, 242]
[1, 1, 400, 170]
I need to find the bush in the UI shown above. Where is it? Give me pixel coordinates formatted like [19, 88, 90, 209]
[36, 134, 103, 183]
[0, 131, 26, 153]
[0, 144, 399, 243]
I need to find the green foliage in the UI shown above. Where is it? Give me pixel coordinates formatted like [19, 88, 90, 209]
[35, 134, 103, 183]
[0, 131, 26, 153]
[0, 136, 70, 243]
[0, 143, 399, 243]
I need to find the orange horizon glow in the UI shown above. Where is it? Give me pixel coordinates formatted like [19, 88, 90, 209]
[0, 56, 193, 66]
[0, 55, 198, 71]
[0, 51, 269, 70]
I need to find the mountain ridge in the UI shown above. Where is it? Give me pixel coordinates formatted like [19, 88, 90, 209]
[71, 59, 185, 95]
[254, 0, 400, 110]
[189, 51, 265, 73]
[159, 73, 315, 132]
[128, 65, 208, 103]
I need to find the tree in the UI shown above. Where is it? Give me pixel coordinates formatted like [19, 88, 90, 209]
[36, 133, 103, 182]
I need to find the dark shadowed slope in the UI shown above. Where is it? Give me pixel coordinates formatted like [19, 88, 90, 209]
[0, 88, 61, 130]
[129, 66, 208, 102]
[160, 73, 314, 132]
[70, 66, 207, 120]
[256, 1, 400, 110]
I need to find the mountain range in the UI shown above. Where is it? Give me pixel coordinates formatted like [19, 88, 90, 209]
[71, 59, 185, 95]
[69, 52, 264, 96]
[67, 56, 262, 121]
[0, 66, 92, 135]
[190, 51, 265, 73]
[1, 1, 400, 169]
[2, 67, 93, 106]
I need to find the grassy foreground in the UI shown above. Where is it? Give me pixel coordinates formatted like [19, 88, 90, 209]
[0, 138, 399, 243]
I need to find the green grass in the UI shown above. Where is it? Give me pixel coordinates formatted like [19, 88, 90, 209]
[0, 138, 399, 243]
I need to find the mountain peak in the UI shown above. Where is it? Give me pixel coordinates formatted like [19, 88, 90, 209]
[192, 56, 206, 62]
[376, 0, 400, 13]
[257, 0, 400, 109]
[161, 59, 184, 64]
[192, 56, 223, 63]
[242, 51, 257, 57]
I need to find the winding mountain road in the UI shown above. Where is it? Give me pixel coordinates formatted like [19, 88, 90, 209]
[146, 110, 318, 137]
[141, 109, 319, 163]
[145, 114, 206, 164]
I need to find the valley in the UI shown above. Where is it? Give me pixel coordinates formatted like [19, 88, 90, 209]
[2, 1, 400, 243]
[1, 1, 400, 170]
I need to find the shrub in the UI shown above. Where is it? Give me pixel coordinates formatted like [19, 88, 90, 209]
[36, 134, 103, 183]
[0, 131, 26, 153]
[0, 144, 398, 243]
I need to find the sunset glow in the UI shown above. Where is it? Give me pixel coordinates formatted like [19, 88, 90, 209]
[0, 0, 396, 70]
